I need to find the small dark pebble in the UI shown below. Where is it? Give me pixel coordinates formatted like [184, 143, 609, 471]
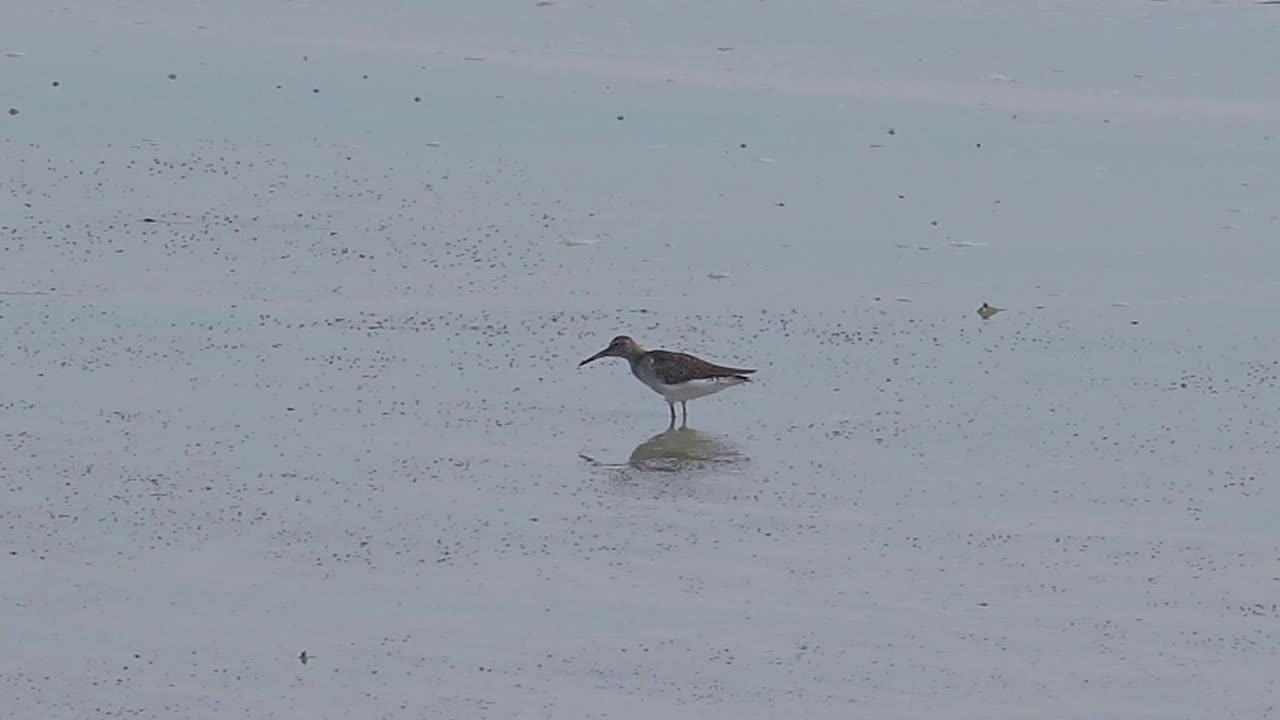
[898, 194, 905, 199]
[739, 143, 747, 149]
[51, 81, 60, 87]
[362, 74, 369, 80]
[976, 142, 982, 148]
[887, 127, 896, 135]
[312, 88, 320, 94]
[142, 217, 156, 223]
[930, 220, 939, 226]
[616, 115, 624, 121]
[7, 108, 18, 116]
[167, 73, 177, 80]
[414, 96, 422, 102]
[775, 202, 786, 207]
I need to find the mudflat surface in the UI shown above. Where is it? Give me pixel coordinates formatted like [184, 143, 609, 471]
[3, 1, 1279, 717]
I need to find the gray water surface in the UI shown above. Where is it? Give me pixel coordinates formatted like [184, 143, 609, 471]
[3, 1, 1279, 718]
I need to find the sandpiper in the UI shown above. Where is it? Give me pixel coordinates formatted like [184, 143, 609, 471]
[579, 335, 756, 425]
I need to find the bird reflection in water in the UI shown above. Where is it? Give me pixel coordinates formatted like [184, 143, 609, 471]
[581, 426, 747, 473]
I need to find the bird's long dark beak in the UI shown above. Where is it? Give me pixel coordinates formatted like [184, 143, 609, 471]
[579, 348, 610, 366]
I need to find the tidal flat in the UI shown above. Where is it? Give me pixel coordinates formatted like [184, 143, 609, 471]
[3, 1, 1279, 717]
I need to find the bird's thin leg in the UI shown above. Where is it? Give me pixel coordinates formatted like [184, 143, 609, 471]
[680, 401, 688, 427]
[667, 402, 677, 428]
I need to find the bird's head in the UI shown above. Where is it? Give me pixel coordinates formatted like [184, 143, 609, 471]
[579, 335, 642, 366]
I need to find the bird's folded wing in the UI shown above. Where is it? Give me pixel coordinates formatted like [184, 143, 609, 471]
[648, 351, 756, 384]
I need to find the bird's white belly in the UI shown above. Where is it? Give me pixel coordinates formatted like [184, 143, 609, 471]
[646, 376, 746, 402]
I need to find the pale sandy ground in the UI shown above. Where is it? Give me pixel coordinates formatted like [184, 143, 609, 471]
[3, 1, 1279, 718]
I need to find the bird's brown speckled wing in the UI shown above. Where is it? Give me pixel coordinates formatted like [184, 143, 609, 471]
[646, 350, 756, 385]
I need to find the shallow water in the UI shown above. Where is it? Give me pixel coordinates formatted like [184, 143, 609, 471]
[3, 1, 1279, 718]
